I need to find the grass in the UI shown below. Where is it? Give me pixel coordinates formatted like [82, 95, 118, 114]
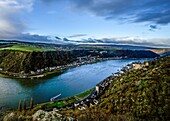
[45, 97, 78, 109]
[44, 88, 94, 110]
[46, 101, 67, 108]
[76, 88, 94, 99]
[67, 98, 78, 104]
[0, 44, 55, 52]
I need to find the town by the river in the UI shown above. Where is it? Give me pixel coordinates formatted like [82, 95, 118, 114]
[0, 58, 151, 109]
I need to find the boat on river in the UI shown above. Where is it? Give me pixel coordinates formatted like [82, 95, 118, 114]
[50, 94, 61, 102]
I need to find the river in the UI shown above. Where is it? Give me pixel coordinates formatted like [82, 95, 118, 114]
[0, 59, 150, 109]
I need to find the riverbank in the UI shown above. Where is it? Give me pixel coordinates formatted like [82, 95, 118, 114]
[0, 58, 154, 120]
[0, 57, 126, 79]
[1, 58, 149, 120]
[0, 88, 95, 120]
[35, 59, 151, 111]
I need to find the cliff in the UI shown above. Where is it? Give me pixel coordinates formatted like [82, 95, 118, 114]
[0, 50, 75, 73]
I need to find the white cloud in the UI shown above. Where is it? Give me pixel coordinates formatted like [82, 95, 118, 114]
[0, 0, 34, 39]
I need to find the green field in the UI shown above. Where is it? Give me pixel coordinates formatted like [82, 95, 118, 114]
[45, 88, 94, 110]
[76, 88, 94, 99]
[0, 44, 55, 52]
[45, 97, 79, 109]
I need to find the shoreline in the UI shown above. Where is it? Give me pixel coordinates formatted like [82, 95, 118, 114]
[40, 58, 150, 111]
[0, 57, 131, 79]
[0, 58, 153, 119]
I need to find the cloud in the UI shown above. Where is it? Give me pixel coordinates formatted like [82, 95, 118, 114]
[69, 0, 170, 25]
[68, 34, 87, 38]
[150, 25, 157, 30]
[19, 33, 51, 42]
[63, 38, 70, 41]
[149, 25, 158, 31]
[55, 36, 62, 40]
[76, 37, 170, 47]
[16, 33, 66, 44]
[0, 0, 33, 39]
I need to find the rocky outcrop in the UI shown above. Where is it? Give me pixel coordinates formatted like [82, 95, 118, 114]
[32, 110, 74, 121]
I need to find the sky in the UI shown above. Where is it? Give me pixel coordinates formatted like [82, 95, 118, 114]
[0, 0, 170, 47]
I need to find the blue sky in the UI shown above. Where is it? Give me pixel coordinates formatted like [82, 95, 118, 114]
[0, 0, 170, 47]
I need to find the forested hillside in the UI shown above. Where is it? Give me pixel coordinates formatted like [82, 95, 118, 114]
[0, 49, 159, 74]
[61, 56, 170, 121]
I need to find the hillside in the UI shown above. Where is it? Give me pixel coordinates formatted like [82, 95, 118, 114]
[151, 48, 170, 54]
[0, 43, 160, 78]
[60, 56, 170, 121]
[2, 56, 169, 121]
[0, 50, 76, 73]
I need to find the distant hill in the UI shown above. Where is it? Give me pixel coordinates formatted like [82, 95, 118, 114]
[0, 50, 76, 73]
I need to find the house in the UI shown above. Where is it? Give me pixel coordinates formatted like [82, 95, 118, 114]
[93, 99, 99, 105]
[133, 63, 143, 69]
[45, 67, 49, 71]
[74, 102, 80, 107]
[53, 108, 59, 112]
[144, 61, 149, 67]
[96, 85, 100, 95]
[78, 106, 86, 111]
[40, 69, 44, 72]
[30, 71, 35, 74]
[91, 94, 96, 98]
[37, 69, 41, 73]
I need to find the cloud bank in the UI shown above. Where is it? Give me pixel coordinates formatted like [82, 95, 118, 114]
[82, 38, 170, 47]
[0, 0, 33, 38]
[68, 34, 87, 38]
[40, 0, 170, 25]
[0, 0, 170, 46]
[69, 0, 170, 25]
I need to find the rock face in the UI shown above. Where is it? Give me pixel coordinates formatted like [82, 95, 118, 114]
[32, 110, 74, 121]
[0, 50, 75, 73]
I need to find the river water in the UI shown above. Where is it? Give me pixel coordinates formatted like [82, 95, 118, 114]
[0, 59, 150, 109]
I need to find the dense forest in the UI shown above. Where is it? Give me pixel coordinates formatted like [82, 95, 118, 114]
[0, 50, 76, 73]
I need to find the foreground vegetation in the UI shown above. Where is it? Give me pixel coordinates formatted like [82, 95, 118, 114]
[60, 56, 170, 120]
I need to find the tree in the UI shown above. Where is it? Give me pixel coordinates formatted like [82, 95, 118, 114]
[30, 98, 34, 109]
[24, 99, 26, 110]
[18, 100, 22, 112]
